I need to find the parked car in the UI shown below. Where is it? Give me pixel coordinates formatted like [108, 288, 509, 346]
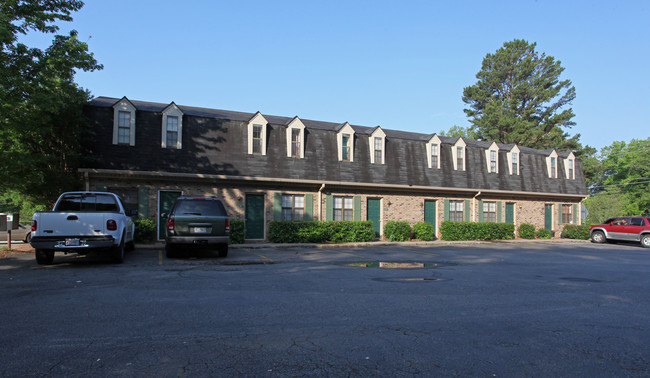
[30, 192, 135, 264]
[0, 223, 31, 243]
[164, 196, 230, 258]
[589, 217, 650, 248]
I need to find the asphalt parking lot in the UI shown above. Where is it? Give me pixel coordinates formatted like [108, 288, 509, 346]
[1, 240, 649, 376]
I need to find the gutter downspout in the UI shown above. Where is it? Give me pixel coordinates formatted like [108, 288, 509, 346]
[318, 184, 326, 221]
[473, 191, 482, 222]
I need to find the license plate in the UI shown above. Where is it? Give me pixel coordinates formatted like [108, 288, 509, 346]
[65, 238, 80, 246]
[191, 227, 208, 233]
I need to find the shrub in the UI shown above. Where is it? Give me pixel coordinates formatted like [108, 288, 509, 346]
[134, 218, 156, 243]
[229, 219, 245, 244]
[518, 223, 536, 239]
[441, 221, 515, 241]
[536, 228, 552, 239]
[413, 222, 434, 241]
[384, 221, 412, 241]
[268, 221, 375, 244]
[561, 224, 590, 240]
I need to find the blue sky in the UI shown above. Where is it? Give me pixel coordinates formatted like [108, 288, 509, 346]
[27, 0, 650, 151]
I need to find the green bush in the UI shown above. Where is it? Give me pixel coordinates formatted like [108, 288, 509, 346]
[561, 224, 590, 240]
[535, 228, 552, 239]
[384, 221, 412, 241]
[413, 222, 434, 241]
[268, 221, 375, 244]
[134, 218, 156, 243]
[440, 221, 515, 241]
[518, 223, 536, 239]
[229, 219, 245, 244]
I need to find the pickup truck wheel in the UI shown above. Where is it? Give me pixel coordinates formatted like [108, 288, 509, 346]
[641, 234, 650, 248]
[591, 230, 606, 244]
[217, 243, 228, 258]
[112, 234, 125, 263]
[35, 249, 54, 265]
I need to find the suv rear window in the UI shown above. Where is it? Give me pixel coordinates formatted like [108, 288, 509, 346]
[172, 199, 227, 217]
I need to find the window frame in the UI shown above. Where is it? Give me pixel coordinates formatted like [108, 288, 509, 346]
[161, 102, 184, 149]
[334, 196, 354, 221]
[561, 204, 573, 224]
[247, 112, 268, 156]
[281, 194, 305, 221]
[112, 97, 136, 146]
[449, 200, 464, 222]
[483, 201, 497, 223]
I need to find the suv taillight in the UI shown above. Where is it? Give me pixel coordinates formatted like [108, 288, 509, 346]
[31, 220, 37, 232]
[167, 217, 175, 231]
[225, 219, 230, 233]
[107, 219, 117, 231]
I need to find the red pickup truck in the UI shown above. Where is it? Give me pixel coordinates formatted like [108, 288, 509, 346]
[589, 217, 650, 248]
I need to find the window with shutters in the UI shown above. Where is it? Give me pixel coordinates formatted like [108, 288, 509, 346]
[483, 201, 497, 223]
[282, 194, 304, 221]
[334, 196, 353, 221]
[561, 204, 573, 224]
[449, 200, 464, 222]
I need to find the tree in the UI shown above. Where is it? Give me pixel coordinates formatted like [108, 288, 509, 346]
[438, 125, 478, 140]
[0, 0, 102, 205]
[462, 39, 578, 151]
[584, 138, 650, 221]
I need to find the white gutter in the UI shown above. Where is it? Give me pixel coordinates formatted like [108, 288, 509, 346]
[318, 184, 326, 221]
[473, 191, 482, 222]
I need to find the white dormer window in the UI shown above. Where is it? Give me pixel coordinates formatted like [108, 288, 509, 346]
[369, 127, 386, 164]
[112, 97, 136, 146]
[546, 150, 559, 178]
[426, 134, 441, 169]
[564, 152, 576, 180]
[452, 138, 466, 171]
[161, 102, 184, 149]
[507, 145, 520, 175]
[286, 117, 305, 158]
[247, 112, 268, 155]
[337, 122, 355, 162]
[485, 142, 499, 174]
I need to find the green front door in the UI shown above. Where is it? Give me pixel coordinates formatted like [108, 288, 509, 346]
[505, 202, 514, 224]
[246, 194, 265, 240]
[544, 204, 553, 231]
[424, 200, 436, 238]
[158, 190, 182, 240]
[367, 199, 381, 238]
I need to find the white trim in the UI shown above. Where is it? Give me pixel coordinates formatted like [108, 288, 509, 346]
[564, 152, 576, 180]
[507, 145, 521, 175]
[485, 142, 499, 174]
[452, 138, 466, 171]
[112, 98, 136, 146]
[161, 103, 184, 149]
[286, 117, 306, 158]
[369, 127, 386, 164]
[337, 123, 355, 162]
[546, 150, 559, 178]
[426, 135, 441, 169]
[247, 113, 268, 155]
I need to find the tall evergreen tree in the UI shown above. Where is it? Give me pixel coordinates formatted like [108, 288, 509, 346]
[0, 0, 102, 205]
[462, 39, 578, 151]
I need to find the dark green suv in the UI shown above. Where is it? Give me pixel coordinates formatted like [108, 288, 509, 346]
[164, 197, 230, 258]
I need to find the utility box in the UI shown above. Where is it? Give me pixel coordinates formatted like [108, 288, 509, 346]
[0, 213, 19, 231]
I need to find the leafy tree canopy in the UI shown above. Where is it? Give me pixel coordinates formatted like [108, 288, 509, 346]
[463, 39, 578, 151]
[0, 0, 101, 206]
[437, 125, 478, 140]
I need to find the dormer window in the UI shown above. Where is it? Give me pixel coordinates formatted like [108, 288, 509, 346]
[452, 138, 466, 171]
[369, 127, 386, 165]
[161, 102, 183, 149]
[564, 152, 576, 180]
[426, 134, 441, 169]
[247, 112, 268, 156]
[336, 122, 355, 162]
[112, 97, 136, 146]
[485, 142, 499, 174]
[286, 117, 305, 158]
[546, 150, 559, 178]
[507, 145, 520, 175]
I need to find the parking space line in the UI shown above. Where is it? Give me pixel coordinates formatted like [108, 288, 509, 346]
[246, 249, 274, 263]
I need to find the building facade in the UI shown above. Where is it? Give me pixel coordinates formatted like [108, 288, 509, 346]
[82, 96, 588, 241]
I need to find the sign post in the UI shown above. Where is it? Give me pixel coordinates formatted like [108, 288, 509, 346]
[6, 214, 12, 250]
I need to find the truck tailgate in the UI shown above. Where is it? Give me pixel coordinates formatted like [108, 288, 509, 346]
[36, 212, 109, 236]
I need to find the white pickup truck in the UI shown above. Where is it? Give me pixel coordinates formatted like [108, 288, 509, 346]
[30, 192, 135, 265]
